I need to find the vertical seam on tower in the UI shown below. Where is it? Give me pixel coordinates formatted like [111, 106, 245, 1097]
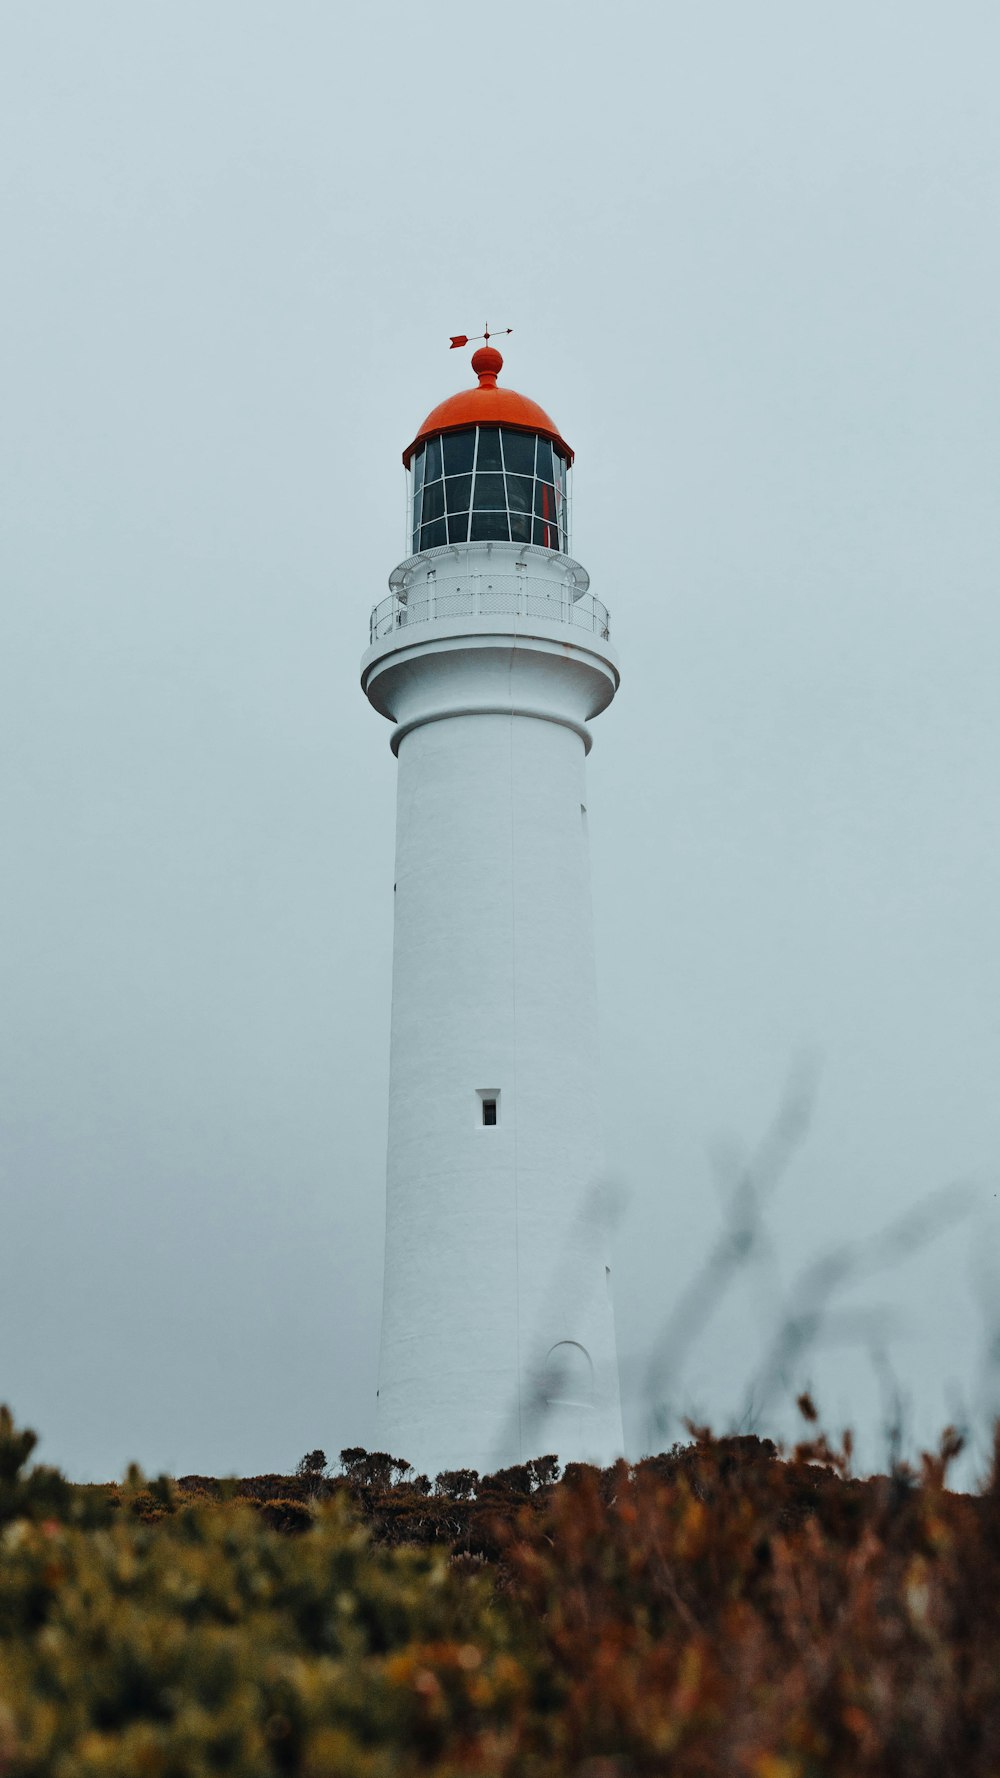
[508, 647, 523, 1460]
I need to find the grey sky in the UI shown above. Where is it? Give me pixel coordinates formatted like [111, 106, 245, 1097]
[2, 1, 998, 1483]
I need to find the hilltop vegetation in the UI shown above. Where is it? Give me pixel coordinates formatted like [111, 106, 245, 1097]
[1, 1404, 999, 1775]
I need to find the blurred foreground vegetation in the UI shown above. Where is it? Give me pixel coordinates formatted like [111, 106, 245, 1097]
[1, 1404, 999, 1775]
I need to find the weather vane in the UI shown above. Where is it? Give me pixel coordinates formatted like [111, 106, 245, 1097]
[449, 323, 513, 350]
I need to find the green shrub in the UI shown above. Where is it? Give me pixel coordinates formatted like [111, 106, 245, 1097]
[0, 1411, 523, 1775]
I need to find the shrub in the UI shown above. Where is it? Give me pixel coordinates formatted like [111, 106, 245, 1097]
[0, 1411, 522, 1775]
[2, 1407, 1000, 1773]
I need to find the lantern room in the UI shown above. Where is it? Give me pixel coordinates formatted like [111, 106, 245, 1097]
[402, 347, 573, 556]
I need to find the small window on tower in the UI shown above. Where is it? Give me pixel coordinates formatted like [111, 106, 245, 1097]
[477, 1088, 500, 1127]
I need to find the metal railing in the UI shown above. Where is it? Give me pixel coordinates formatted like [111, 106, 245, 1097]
[369, 575, 611, 645]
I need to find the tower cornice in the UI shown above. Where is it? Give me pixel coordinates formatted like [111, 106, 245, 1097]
[361, 627, 619, 756]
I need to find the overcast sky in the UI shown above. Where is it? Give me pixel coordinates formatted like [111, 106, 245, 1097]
[2, 0, 999, 1484]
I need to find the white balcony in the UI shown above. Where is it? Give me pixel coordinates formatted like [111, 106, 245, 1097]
[369, 576, 610, 645]
[368, 542, 610, 647]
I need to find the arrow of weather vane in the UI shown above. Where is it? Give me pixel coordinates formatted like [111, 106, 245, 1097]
[449, 324, 513, 349]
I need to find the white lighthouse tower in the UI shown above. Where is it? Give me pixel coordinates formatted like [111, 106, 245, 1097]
[361, 343, 624, 1479]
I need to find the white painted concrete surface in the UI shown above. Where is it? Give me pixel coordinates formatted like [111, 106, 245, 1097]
[362, 540, 624, 1479]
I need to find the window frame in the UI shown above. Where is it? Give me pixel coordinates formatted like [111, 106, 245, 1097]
[409, 428, 571, 557]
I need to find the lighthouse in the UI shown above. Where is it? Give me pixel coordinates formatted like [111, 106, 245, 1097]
[361, 343, 624, 1478]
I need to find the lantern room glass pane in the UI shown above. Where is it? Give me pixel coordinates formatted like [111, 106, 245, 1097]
[443, 430, 475, 475]
[424, 436, 443, 481]
[421, 517, 447, 549]
[471, 510, 510, 541]
[447, 510, 470, 543]
[411, 487, 422, 534]
[421, 479, 444, 523]
[412, 446, 425, 495]
[534, 438, 554, 482]
[473, 471, 506, 509]
[534, 479, 557, 519]
[445, 473, 472, 512]
[501, 429, 535, 476]
[476, 427, 503, 472]
[509, 511, 532, 543]
[506, 473, 532, 513]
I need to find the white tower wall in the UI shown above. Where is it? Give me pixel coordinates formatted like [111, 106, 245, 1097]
[363, 541, 624, 1479]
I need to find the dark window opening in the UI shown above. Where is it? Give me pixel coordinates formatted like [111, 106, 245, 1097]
[442, 429, 475, 475]
[506, 472, 533, 513]
[476, 426, 503, 471]
[473, 470, 506, 510]
[421, 480, 444, 523]
[534, 437, 554, 481]
[445, 473, 472, 512]
[534, 478, 557, 518]
[501, 429, 535, 476]
[471, 509, 509, 541]
[482, 1098, 498, 1127]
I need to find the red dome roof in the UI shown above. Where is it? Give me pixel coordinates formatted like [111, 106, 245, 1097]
[402, 348, 573, 467]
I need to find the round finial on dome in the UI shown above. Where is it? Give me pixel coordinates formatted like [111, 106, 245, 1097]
[471, 345, 503, 387]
